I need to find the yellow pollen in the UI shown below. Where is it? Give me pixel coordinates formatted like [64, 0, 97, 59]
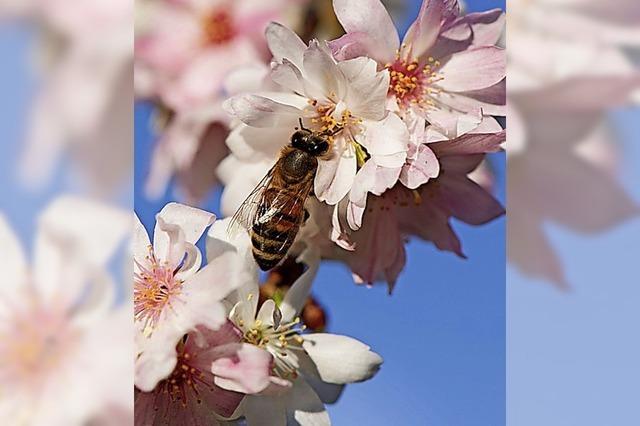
[386, 53, 444, 110]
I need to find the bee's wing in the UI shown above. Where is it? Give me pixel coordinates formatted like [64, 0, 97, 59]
[227, 166, 276, 237]
[266, 175, 315, 254]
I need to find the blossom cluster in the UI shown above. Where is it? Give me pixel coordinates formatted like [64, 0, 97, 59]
[134, 205, 382, 424]
[134, 0, 506, 424]
[221, 0, 506, 291]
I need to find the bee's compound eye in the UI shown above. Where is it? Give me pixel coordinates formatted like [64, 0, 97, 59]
[291, 131, 307, 149]
[313, 140, 329, 155]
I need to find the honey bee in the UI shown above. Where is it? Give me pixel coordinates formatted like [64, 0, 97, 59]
[228, 120, 337, 270]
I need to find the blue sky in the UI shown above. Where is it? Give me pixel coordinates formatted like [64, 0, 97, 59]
[508, 110, 640, 426]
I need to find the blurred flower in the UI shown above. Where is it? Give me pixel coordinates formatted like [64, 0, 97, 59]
[330, 0, 506, 138]
[507, 0, 640, 286]
[4, 0, 134, 193]
[207, 222, 382, 424]
[136, 0, 306, 201]
[0, 197, 131, 424]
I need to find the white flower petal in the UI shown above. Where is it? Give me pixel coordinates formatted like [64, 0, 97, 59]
[153, 216, 187, 268]
[256, 299, 277, 327]
[302, 41, 346, 100]
[266, 22, 307, 70]
[399, 144, 440, 189]
[154, 202, 215, 251]
[223, 94, 303, 128]
[271, 60, 305, 95]
[133, 214, 152, 263]
[302, 333, 383, 384]
[362, 114, 408, 168]
[338, 57, 389, 121]
[206, 219, 260, 317]
[315, 143, 357, 205]
[135, 325, 181, 391]
[243, 394, 287, 426]
[287, 379, 330, 426]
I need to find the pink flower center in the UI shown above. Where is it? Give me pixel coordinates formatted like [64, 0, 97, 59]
[201, 10, 235, 46]
[134, 247, 184, 333]
[156, 347, 211, 407]
[0, 301, 77, 389]
[386, 56, 443, 109]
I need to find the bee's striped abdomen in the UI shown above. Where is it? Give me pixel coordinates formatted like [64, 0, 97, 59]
[250, 187, 305, 270]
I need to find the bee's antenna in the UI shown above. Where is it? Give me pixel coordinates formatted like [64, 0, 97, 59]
[298, 118, 310, 132]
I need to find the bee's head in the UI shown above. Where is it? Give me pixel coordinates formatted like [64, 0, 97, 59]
[291, 130, 330, 156]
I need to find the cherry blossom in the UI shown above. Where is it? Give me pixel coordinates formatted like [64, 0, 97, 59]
[330, 0, 506, 138]
[223, 22, 412, 245]
[224, 22, 408, 205]
[134, 322, 273, 425]
[206, 221, 383, 424]
[0, 197, 131, 424]
[304, 127, 506, 291]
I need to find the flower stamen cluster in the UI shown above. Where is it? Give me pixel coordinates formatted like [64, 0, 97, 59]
[134, 245, 185, 335]
[244, 313, 306, 379]
[156, 348, 211, 408]
[386, 54, 443, 109]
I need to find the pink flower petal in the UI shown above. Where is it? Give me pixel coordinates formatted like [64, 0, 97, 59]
[424, 106, 482, 139]
[427, 171, 505, 225]
[329, 32, 378, 62]
[439, 79, 506, 116]
[464, 9, 505, 46]
[438, 46, 506, 92]
[345, 198, 406, 292]
[332, 0, 399, 63]
[399, 198, 465, 257]
[430, 131, 506, 156]
[210, 343, 273, 394]
[508, 215, 569, 289]
[399, 144, 440, 189]
[175, 123, 229, 204]
[403, 0, 459, 59]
